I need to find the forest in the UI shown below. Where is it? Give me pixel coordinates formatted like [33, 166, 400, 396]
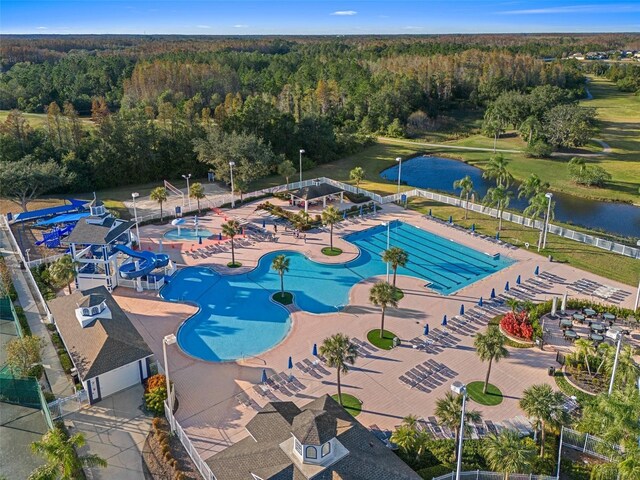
[0, 33, 638, 204]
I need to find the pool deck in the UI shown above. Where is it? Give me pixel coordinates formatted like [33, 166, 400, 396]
[116, 199, 638, 461]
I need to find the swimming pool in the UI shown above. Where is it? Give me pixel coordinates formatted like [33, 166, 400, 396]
[164, 228, 214, 241]
[162, 221, 514, 362]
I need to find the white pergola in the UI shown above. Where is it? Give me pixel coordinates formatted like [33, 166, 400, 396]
[289, 183, 345, 213]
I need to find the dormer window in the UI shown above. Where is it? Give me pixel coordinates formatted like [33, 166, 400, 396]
[82, 308, 90, 316]
[321, 441, 331, 457]
[305, 446, 317, 459]
[91, 306, 99, 315]
[75, 296, 111, 327]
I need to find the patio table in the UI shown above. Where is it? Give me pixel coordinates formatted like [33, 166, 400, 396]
[559, 319, 573, 329]
[603, 313, 616, 325]
[591, 322, 605, 333]
[564, 329, 578, 341]
[583, 308, 596, 317]
[589, 333, 604, 343]
[608, 325, 630, 336]
[572, 313, 585, 322]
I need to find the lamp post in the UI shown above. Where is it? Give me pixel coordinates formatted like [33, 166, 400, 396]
[131, 192, 140, 245]
[542, 192, 553, 250]
[182, 174, 192, 209]
[299, 149, 305, 184]
[608, 331, 623, 395]
[229, 161, 236, 208]
[25, 248, 31, 264]
[381, 221, 390, 282]
[634, 279, 639, 311]
[395, 157, 402, 194]
[451, 381, 467, 480]
[163, 333, 177, 430]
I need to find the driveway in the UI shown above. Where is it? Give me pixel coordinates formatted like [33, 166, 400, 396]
[66, 385, 152, 480]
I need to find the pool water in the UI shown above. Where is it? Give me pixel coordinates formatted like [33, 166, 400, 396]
[162, 221, 514, 362]
[164, 228, 214, 241]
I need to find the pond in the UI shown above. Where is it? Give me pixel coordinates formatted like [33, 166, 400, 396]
[380, 156, 640, 238]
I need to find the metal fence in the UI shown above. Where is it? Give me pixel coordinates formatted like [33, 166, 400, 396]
[560, 427, 619, 461]
[47, 389, 89, 420]
[164, 400, 216, 480]
[433, 471, 557, 480]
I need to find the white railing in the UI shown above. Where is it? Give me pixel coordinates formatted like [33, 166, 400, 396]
[164, 400, 216, 480]
[48, 389, 89, 420]
[433, 472, 557, 480]
[560, 427, 619, 461]
[25, 252, 66, 269]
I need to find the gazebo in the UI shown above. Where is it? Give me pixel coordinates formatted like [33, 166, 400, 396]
[289, 183, 345, 212]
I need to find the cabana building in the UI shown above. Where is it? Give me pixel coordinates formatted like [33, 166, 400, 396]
[289, 183, 345, 213]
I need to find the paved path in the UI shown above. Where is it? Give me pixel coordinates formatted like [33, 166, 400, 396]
[0, 225, 74, 397]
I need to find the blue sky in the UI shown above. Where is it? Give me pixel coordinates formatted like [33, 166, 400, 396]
[2, 1, 639, 34]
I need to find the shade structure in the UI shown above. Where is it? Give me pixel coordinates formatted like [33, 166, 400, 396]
[423, 324, 429, 336]
[441, 315, 447, 327]
[551, 296, 557, 316]
[171, 218, 186, 226]
[460, 304, 465, 315]
[198, 236, 202, 244]
[288, 356, 293, 370]
[490, 288, 496, 299]
[448, 215, 453, 224]
[505, 281, 510, 292]
[478, 297, 483, 307]
[534, 265, 540, 275]
[261, 369, 268, 384]
[312, 343, 318, 356]
[262, 219, 266, 228]
[516, 275, 521, 285]
[471, 224, 475, 232]
[561, 292, 567, 313]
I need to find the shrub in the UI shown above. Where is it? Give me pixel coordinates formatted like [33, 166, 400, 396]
[524, 139, 553, 158]
[500, 310, 534, 340]
[145, 386, 168, 415]
[418, 464, 452, 479]
[43, 391, 56, 402]
[146, 374, 167, 393]
[152, 417, 163, 431]
[58, 350, 73, 373]
[46, 323, 57, 332]
[51, 332, 64, 350]
[28, 364, 44, 379]
[14, 306, 31, 336]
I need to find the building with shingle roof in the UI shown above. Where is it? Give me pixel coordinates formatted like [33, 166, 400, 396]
[48, 286, 153, 404]
[206, 395, 420, 480]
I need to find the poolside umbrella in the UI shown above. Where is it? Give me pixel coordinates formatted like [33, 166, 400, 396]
[505, 281, 510, 292]
[261, 369, 268, 384]
[428, 209, 432, 216]
[312, 343, 318, 356]
[423, 324, 429, 336]
[478, 297, 483, 307]
[551, 296, 557, 316]
[490, 288, 496, 299]
[471, 224, 475, 232]
[534, 265, 540, 275]
[219, 232, 223, 241]
[198, 236, 202, 245]
[460, 304, 465, 315]
[516, 275, 521, 285]
[359, 205, 363, 217]
[288, 356, 293, 370]
[496, 232, 500, 240]
[448, 215, 453, 224]
[262, 219, 266, 228]
[441, 315, 447, 327]
[561, 292, 567, 314]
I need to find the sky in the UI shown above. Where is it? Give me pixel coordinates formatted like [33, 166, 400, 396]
[2, 0, 639, 35]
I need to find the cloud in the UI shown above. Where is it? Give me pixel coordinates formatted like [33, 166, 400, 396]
[331, 10, 357, 16]
[36, 26, 48, 30]
[404, 26, 424, 30]
[234, 24, 248, 28]
[197, 25, 211, 29]
[500, 4, 640, 14]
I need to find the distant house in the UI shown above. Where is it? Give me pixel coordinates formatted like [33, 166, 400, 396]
[207, 395, 421, 480]
[48, 286, 153, 404]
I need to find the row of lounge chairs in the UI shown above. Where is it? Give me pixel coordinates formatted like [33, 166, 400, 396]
[252, 371, 307, 400]
[399, 359, 457, 393]
[568, 278, 631, 304]
[424, 215, 518, 250]
[418, 415, 535, 440]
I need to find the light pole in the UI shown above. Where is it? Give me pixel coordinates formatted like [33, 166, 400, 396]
[542, 192, 553, 250]
[182, 174, 192, 209]
[229, 161, 236, 208]
[634, 279, 640, 311]
[451, 381, 467, 480]
[299, 149, 305, 184]
[131, 192, 140, 245]
[381, 222, 390, 282]
[395, 157, 402, 194]
[608, 331, 623, 395]
[163, 333, 177, 430]
[25, 248, 31, 264]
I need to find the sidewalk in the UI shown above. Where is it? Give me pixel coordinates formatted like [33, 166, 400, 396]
[0, 226, 75, 398]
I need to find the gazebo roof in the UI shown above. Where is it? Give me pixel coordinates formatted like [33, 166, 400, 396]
[290, 183, 344, 201]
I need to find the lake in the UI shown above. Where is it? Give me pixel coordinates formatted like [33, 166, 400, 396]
[380, 156, 640, 238]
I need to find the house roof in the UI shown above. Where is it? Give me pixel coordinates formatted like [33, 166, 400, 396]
[77, 294, 106, 308]
[207, 395, 421, 480]
[64, 217, 133, 245]
[47, 287, 152, 381]
[290, 184, 344, 201]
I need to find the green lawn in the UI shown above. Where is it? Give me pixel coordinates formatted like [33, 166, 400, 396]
[0, 109, 94, 129]
[366, 329, 397, 350]
[321, 247, 343, 256]
[331, 393, 362, 417]
[272, 291, 293, 305]
[466, 381, 503, 406]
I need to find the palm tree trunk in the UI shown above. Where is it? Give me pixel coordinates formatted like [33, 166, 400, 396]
[379, 307, 386, 338]
[498, 209, 503, 231]
[67, 282, 72, 295]
[465, 192, 469, 219]
[493, 133, 497, 152]
[392, 268, 397, 290]
[336, 369, 342, 405]
[483, 358, 493, 394]
[160, 203, 163, 222]
[540, 421, 546, 457]
[330, 224, 333, 250]
[197, 198, 200, 213]
[231, 239, 235, 265]
[280, 273, 284, 294]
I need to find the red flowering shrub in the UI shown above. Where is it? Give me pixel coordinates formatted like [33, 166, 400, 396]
[500, 311, 533, 340]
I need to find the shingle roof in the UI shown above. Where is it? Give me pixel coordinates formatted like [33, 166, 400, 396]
[291, 410, 336, 445]
[47, 287, 152, 380]
[207, 395, 421, 480]
[290, 184, 344, 201]
[77, 294, 105, 308]
[64, 217, 133, 245]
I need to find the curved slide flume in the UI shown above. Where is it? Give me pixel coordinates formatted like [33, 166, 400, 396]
[114, 245, 170, 279]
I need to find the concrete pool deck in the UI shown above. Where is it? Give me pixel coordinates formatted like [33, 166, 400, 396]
[116, 199, 638, 461]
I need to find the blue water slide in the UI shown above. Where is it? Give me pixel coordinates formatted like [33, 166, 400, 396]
[114, 245, 170, 279]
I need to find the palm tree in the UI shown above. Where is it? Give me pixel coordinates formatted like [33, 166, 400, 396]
[222, 219, 241, 266]
[573, 338, 595, 375]
[601, 344, 639, 390]
[319, 333, 358, 405]
[29, 426, 107, 480]
[381, 246, 408, 292]
[390, 416, 431, 461]
[483, 430, 534, 480]
[474, 326, 509, 394]
[519, 116, 542, 144]
[483, 185, 513, 231]
[349, 167, 365, 192]
[482, 154, 514, 188]
[519, 384, 569, 457]
[506, 298, 521, 312]
[271, 254, 290, 295]
[453, 175, 475, 219]
[189, 182, 206, 213]
[523, 193, 555, 244]
[435, 391, 482, 446]
[369, 281, 398, 339]
[48, 255, 77, 294]
[518, 173, 549, 200]
[321, 205, 342, 252]
[150, 186, 168, 222]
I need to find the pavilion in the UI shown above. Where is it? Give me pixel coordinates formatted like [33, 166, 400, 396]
[289, 183, 345, 212]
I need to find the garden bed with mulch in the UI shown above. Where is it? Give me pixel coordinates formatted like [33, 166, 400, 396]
[562, 365, 606, 395]
[142, 417, 203, 480]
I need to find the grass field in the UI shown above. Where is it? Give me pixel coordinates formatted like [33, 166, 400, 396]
[0, 110, 94, 129]
[330, 393, 362, 417]
[466, 381, 503, 406]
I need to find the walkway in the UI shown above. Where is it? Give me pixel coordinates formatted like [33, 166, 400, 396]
[0, 224, 74, 397]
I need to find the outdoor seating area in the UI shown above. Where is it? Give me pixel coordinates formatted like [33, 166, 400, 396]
[399, 360, 458, 392]
[568, 278, 632, 303]
[424, 213, 519, 251]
